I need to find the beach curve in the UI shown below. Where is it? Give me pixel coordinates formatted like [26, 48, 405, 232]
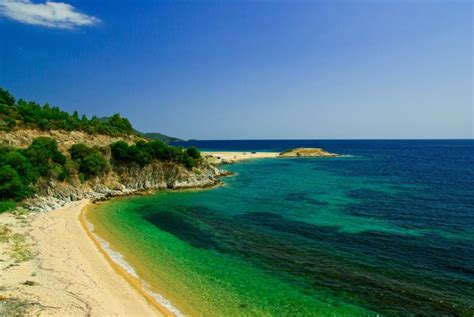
[4, 199, 171, 316]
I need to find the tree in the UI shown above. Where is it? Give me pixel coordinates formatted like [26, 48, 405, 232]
[0, 88, 15, 106]
[109, 113, 133, 133]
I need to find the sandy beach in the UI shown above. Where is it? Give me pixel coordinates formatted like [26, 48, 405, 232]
[202, 151, 280, 164]
[0, 200, 165, 316]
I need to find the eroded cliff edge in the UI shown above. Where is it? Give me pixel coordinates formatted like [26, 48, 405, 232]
[25, 161, 230, 213]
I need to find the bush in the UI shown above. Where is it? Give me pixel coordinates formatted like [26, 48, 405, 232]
[146, 140, 170, 160]
[0, 166, 29, 200]
[80, 153, 108, 178]
[186, 147, 200, 160]
[110, 140, 200, 169]
[1, 150, 37, 183]
[70, 143, 108, 179]
[70, 143, 95, 161]
[110, 141, 131, 162]
[0, 200, 16, 213]
[24, 137, 66, 176]
[181, 156, 196, 169]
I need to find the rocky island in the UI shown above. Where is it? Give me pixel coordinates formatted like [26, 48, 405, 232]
[203, 147, 339, 164]
[278, 147, 339, 157]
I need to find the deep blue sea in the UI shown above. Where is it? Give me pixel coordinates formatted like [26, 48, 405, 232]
[92, 139, 474, 316]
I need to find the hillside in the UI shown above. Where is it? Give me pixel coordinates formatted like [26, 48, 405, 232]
[0, 129, 141, 152]
[0, 88, 181, 143]
[0, 88, 226, 213]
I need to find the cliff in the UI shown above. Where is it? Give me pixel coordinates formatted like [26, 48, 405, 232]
[0, 128, 143, 153]
[0, 128, 229, 213]
[25, 161, 229, 213]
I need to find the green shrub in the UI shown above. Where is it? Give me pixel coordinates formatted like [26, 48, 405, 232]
[70, 143, 95, 161]
[110, 141, 132, 162]
[0, 200, 16, 213]
[24, 137, 66, 176]
[186, 147, 201, 159]
[70, 143, 108, 179]
[146, 140, 170, 160]
[80, 152, 108, 178]
[110, 140, 199, 169]
[1, 150, 38, 183]
[181, 156, 196, 169]
[0, 166, 29, 200]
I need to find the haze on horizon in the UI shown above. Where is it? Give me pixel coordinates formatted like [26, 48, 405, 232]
[0, 0, 472, 140]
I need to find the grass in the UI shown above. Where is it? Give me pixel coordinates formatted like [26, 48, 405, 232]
[0, 224, 12, 243]
[9, 234, 35, 263]
[0, 224, 35, 263]
[0, 297, 32, 317]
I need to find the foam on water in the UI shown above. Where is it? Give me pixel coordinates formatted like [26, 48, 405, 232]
[86, 218, 185, 316]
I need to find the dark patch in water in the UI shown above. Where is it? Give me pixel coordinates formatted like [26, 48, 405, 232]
[284, 192, 329, 206]
[230, 211, 474, 315]
[144, 207, 220, 250]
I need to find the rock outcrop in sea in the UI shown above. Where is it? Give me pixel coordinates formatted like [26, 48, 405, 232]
[279, 147, 339, 157]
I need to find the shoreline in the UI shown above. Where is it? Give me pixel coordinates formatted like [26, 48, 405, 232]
[79, 203, 181, 316]
[202, 151, 280, 164]
[0, 200, 167, 316]
[0, 149, 339, 316]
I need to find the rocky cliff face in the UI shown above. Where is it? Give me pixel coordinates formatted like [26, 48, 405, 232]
[24, 161, 230, 213]
[0, 129, 143, 152]
[1, 128, 231, 212]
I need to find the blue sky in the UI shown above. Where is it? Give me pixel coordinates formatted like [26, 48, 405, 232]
[0, 0, 472, 139]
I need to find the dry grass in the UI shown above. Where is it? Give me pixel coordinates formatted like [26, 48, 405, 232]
[0, 224, 35, 263]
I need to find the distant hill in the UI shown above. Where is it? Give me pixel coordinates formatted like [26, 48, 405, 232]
[136, 131, 183, 143]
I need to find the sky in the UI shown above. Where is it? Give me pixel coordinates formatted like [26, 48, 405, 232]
[0, 0, 472, 140]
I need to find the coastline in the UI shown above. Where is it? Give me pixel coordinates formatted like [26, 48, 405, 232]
[0, 150, 338, 316]
[80, 202, 183, 317]
[0, 200, 166, 316]
[202, 151, 280, 164]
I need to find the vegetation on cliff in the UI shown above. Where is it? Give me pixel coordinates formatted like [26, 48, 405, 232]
[0, 137, 68, 204]
[0, 88, 133, 136]
[0, 87, 204, 210]
[70, 144, 110, 180]
[0, 136, 202, 207]
[110, 140, 200, 169]
[0, 88, 183, 143]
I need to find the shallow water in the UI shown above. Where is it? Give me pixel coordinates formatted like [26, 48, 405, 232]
[88, 140, 474, 316]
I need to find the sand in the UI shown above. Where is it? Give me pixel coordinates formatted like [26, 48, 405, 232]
[202, 151, 280, 164]
[0, 200, 165, 316]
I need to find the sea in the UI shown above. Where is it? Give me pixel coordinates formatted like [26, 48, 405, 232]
[87, 139, 474, 316]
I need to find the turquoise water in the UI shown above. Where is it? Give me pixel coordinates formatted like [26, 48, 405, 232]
[90, 140, 474, 316]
